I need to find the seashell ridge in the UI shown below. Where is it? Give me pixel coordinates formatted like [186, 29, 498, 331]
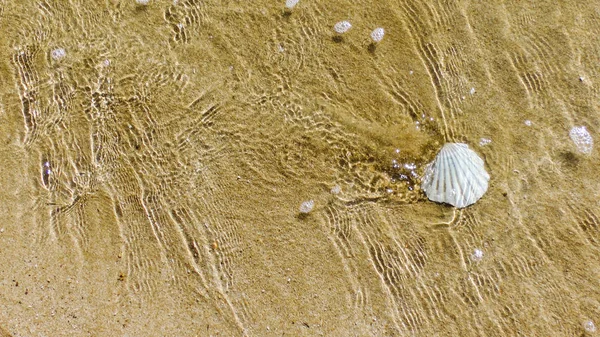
[421, 143, 490, 208]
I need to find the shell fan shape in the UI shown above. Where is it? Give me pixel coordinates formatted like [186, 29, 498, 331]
[421, 143, 490, 208]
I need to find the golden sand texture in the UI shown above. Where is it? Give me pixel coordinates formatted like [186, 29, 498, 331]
[0, 0, 599, 335]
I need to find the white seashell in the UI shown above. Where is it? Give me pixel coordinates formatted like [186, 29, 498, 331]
[334, 21, 352, 34]
[421, 143, 490, 208]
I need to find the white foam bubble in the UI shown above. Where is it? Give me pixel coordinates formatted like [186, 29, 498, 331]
[404, 162, 417, 170]
[285, 0, 299, 9]
[584, 320, 596, 333]
[334, 21, 352, 34]
[471, 248, 484, 262]
[569, 126, 593, 154]
[299, 200, 314, 214]
[370, 28, 385, 43]
[51, 48, 66, 60]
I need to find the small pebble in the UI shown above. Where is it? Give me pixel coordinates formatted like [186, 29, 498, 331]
[524, 120, 532, 126]
[331, 185, 341, 195]
[479, 138, 492, 146]
[136, 0, 149, 5]
[469, 87, 476, 95]
[334, 21, 352, 34]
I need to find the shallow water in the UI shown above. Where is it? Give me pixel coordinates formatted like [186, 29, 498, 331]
[0, 0, 599, 336]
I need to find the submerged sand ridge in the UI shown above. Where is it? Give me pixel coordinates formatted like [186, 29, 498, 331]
[0, 0, 599, 336]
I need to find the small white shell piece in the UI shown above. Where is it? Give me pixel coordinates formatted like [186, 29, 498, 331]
[421, 143, 490, 208]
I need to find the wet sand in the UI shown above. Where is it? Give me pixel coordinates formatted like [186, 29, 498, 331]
[0, 0, 599, 335]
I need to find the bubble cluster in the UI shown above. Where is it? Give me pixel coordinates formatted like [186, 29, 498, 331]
[389, 158, 420, 192]
[334, 21, 352, 34]
[285, 0, 299, 9]
[471, 248, 484, 262]
[299, 200, 314, 214]
[43, 161, 52, 175]
[569, 126, 593, 154]
[51, 48, 66, 61]
[370, 28, 385, 43]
